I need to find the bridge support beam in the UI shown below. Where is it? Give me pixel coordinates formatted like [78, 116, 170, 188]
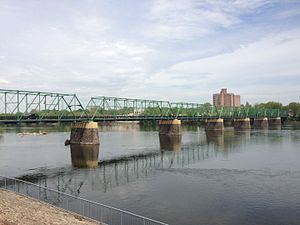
[233, 118, 251, 129]
[253, 117, 268, 129]
[159, 119, 181, 135]
[268, 117, 281, 127]
[205, 118, 224, 131]
[70, 121, 100, 144]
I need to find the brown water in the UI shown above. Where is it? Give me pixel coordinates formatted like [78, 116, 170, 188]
[1, 122, 300, 225]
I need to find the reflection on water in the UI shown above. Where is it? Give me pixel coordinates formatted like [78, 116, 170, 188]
[159, 134, 182, 151]
[70, 144, 99, 168]
[205, 130, 224, 146]
[0, 123, 71, 133]
[1, 122, 300, 225]
[15, 127, 282, 194]
[269, 124, 282, 130]
[18, 145, 216, 195]
[17, 128, 259, 195]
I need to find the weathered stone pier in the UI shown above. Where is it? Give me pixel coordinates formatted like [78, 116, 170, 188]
[205, 119, 224, 130]
[159, 119, 182, 135]
[268, 117, 281, 127]
[70, 121, 100, 145]
[253, 117, 269, 129]
[233, 118, 251, 129]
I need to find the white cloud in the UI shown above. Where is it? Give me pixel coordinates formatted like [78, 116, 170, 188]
[71, 13, 111, 34]
[0, 0, 300, 105]
[0, 78, 10, 84]
[0, 20, 154, 98]
[145, 29, 300, 103]
[144, 0, 269, 40]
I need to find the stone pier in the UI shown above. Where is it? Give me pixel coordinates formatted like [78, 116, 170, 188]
[70, 121, 100, 145]
[233, 118, 251, 129]
[205, 118, 224, 131]
[159, 119, 182, 135]
[268, 117, 281, 127]
[253, 117, 268, 129]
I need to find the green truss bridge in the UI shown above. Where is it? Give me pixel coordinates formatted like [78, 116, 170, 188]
[0, 89, 287, 124]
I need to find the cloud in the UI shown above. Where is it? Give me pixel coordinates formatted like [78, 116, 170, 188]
[73, 15, 111, 33]
[145, 29, 300, 103]
[0, 78, 10, 84]
[0, 0, 300, 105]
[0, 19, 154, 98]
[144, 0, 270, 40]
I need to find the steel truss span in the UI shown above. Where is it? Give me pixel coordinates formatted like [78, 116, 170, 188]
[0, 89, 287, 123]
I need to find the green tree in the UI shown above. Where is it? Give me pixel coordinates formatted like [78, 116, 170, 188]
[288, 102, 300, 117]
[255, 101, 282, 109]
[245, 101, 251, 107]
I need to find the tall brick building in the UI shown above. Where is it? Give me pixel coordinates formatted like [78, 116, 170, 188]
[213, 88, 240, 107]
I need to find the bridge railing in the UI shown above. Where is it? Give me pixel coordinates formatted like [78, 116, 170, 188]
[0, 175, 168, 225]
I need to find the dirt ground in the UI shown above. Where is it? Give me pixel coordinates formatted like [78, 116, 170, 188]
[0, 189, 100, 225]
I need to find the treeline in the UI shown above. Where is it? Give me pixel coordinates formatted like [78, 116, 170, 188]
[244, 101, 300, 119]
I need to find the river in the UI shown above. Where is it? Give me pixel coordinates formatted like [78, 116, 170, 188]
[0, 122, 300, 225]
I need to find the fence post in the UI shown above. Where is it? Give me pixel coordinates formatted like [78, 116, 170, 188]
[82, 202, 85, 217]
[4, 177, 7, 189]
[100, 207, 102, 223]
[66, 197, 69, 211]
[38, 186, 40, 200]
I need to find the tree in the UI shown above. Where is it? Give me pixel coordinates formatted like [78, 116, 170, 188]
[254, 101, 282, 109]
[203, 102, 212, 107]
[288, 102, 300, 117]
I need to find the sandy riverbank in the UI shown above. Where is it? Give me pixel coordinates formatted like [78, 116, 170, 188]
[0, 189, 100, 225]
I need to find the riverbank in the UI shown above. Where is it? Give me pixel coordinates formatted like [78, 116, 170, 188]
[0, 189, 99, 225]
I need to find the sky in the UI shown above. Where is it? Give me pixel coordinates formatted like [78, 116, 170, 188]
[0, 0, 300, 105]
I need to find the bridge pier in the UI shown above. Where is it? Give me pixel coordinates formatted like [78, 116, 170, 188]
[205, 119, 224, 131]
[253, 117, 268, 129]
[70, 121, 100, 144]
[159, 119, 182, 135]
[268, 117, 281, 127]
[233, 118, 251, 129]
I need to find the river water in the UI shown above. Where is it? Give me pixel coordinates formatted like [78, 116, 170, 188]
[0, 122, 300, 225]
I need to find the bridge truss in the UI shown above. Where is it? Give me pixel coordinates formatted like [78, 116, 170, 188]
[86, 96, 286, 121]
[0, 89, 87, 123]
[0, 89, 287, 123]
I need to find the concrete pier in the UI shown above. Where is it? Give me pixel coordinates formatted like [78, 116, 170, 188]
[205, 118, 224, 131]
[159, 119, 182, 135]
[70, 144, 99, 168]
[233, 118, 251, 129]
[268, 117, 281, 127]
[70, 122, 100, 145]
[253, 117, 268, 129]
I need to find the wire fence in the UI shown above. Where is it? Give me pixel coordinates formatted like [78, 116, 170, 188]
[0, 176, 168, 225]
